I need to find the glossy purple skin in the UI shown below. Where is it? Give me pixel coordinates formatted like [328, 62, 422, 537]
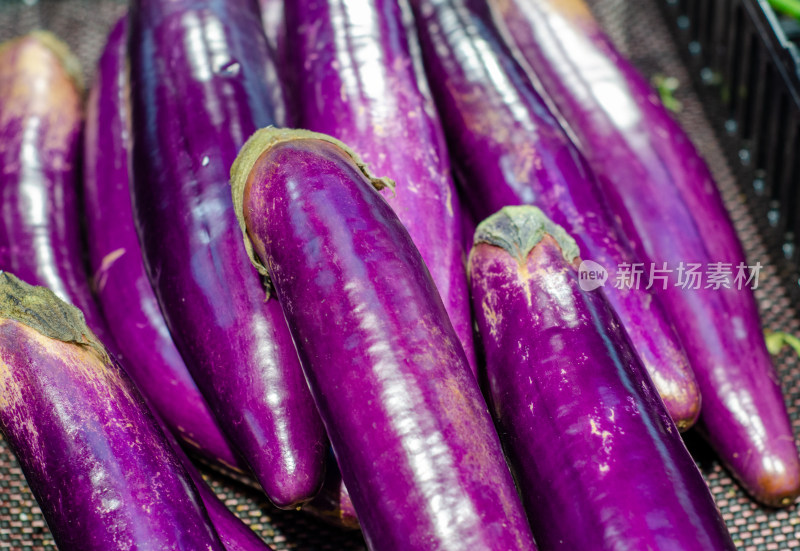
[0, 318, 224, 550]
[469, 225, 735, 551]
[490, 0, 800, 506]
[237, 135, 537, 551]
[408, 0, 700, 429]
[165, 421, 273, 551]
[0, 34, 114, 350]
[284, 0, 476, 373]
[128, 0, 327, 508]
[141, 376, 273, 551]
[0, 34, 266, 549]
[84, 17, 244, 473]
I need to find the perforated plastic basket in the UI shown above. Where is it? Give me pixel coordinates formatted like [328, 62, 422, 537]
[659, 0, 800, 300]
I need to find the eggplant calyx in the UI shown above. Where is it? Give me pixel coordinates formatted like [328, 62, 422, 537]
[230, 126, 395, 281]
[0, 272, 108, 363]
[473, 205, 580, 264]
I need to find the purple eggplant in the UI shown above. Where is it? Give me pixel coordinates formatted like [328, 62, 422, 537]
[469, 206, 736, 551]
[284, 0, 476, 372]
[0, 31, 272, 550]
[0, 272, 225, 550]
[0, 32, 115, 349]
[407, 0, 700, 429]
[128, 0, 326, 508]
[84, 16, 245, 473]
[230, 127, 537, 551]
[488, 0, 800, 506]
[172, 430, 274, 551]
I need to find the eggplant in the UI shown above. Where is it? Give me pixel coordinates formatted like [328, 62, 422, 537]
[487, 0, 800, 506]
[407, 0, 700, 429]
[284, 0, 476, 372]
[175, 435, 273, 551]
[0, 32, 115, 349]
[230, 127, 537, 551]
[128, 0, 326, 508]
[84, 16, 244, 473]
[0, 31, 272, 550]
[469, 206, 736, 551]
[0, 272, 225, 550]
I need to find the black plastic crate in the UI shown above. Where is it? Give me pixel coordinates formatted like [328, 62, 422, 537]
[659, 0, 800, 293]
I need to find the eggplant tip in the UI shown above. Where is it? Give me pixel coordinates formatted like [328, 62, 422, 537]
[753, 468, 800, 508]
[0, 30, 84, 93]
[230, 127, 395, 280]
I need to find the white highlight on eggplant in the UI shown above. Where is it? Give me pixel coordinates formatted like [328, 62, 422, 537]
[19, 117, 71, 303]
[342, 275, 480, 549]
[540, 270, 578, 327]
[329, 0, 394, 130]
[248, 312, 298, 476]
[516, 3, 641, 131]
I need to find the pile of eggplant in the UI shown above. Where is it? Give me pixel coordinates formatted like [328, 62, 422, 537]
[0, 0, 796, 548]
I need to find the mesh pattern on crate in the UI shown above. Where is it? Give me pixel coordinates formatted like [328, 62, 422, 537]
[0, 0, 799, 549]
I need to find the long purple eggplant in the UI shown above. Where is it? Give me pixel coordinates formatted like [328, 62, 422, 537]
[408, 0, 700, 429]
[469, 206, 735, 551]
[488, 0, 800, 506]
[0, 32, 116, 350]
[0, 32, 275, 549]
[165, 419, 274, 551]
[230, 128, 537, 551]
[128, 0, 326, 508]
[0, 272, 225, 550]
[84, 16, 244, 473]
[284, 0, 476, 372]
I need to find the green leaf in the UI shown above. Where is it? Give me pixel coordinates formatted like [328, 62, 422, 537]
[764, 330, 800, 357]
[652, 74, 682, 113]
[768, 0, 800, 20]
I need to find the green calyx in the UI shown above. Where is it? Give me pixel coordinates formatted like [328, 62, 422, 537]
[473, 205, 580, 264]
[0, 272, 108, 362]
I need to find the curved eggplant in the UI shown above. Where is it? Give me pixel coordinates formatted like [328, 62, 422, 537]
[0, 272, 225, 550]
[0, 32, 115, 348]
[469, 206, 736, 551]
[407, 0, 700, 429]
[488, 0, 800, 506]
[128, 0, 327, 508]
[84, 16, 244, 473]
[230, 127, 537, 551]
[284, 0, 476, 372]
